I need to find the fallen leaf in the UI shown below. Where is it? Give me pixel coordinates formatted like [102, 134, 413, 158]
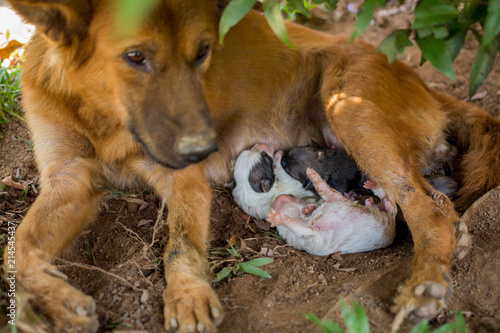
[466, 90, 488, 101]
[2, 176, 28, 191]
[0, 40, 24, 61]
[226, 235, 248, 252]
[327, 251, 343, 262]
[332, 263, 356, 272]
[244, 216, 256, 233]
[120, 197, 147, 205]
[138, 219, 153, 227]
[260, 247, 276, 257]
[254, 218, 270, 231]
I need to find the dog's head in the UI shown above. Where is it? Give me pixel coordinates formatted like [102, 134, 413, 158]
[10, 0, 220, 169]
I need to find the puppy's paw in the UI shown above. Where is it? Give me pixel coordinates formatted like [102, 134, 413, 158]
[164, 278, 223, 333]
[18, 263, 98, 332]
[453, 219, 472, 260]
[266, 209, 282, 227]
[392, 267, 452, 323]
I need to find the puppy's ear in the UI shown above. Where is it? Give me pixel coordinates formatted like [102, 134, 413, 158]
[260, 177, 273, 193]
[7, 0, 93, 45]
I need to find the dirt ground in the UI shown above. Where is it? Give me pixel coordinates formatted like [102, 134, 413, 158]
[1, 6, 500, 333]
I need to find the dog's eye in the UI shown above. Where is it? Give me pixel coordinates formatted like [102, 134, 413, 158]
[125, 51, 146, 66]
[195, 45, 210, 66]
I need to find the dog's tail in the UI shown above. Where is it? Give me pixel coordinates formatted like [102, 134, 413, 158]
[433, 90, 500, 211]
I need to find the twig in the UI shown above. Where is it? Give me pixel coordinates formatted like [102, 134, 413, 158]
[54, 257, 141, 291]
[149, 197, 166, 248]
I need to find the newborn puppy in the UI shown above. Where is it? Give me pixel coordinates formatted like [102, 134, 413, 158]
[267, 168, 397, 256]
[232, 143, 314, 219]
[280, 143, 373, 197]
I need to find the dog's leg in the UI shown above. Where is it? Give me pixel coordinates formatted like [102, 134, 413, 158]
[7, 156, 102, 332]
[132, 160, 222, 332]
[325, 95, 456, 320]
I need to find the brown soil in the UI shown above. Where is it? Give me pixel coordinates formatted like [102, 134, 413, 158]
[1, 7, 500, 333]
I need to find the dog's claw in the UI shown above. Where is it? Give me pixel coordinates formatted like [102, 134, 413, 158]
[454, 219, 472, 260]
[164, 278, 223, 333]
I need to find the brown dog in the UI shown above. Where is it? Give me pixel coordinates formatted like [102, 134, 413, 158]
[6, 0, 500, 331]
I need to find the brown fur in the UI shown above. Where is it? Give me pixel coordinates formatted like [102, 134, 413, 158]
[5, 0, 500, 331]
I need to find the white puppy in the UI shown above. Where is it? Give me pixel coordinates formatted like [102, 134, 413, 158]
[231, 143, 314, 219]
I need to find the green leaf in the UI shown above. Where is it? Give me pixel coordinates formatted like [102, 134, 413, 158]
[238, 262, 272, 279]
[112, 0, 160, 37]
[432, 26, 449, 39]
[340, 300, 370, 333]
[284, 0, 311, 18]
[263, 0, 295, 48]
[446, 29, 466, 61]
[410, 319, 430, 333]
[412, 3, 458, 30]
[351, 0, 386, 41]
[303, 313, 344, 333]
[377, 30, 412, 64]
[481, 0, 500, 49]
[431, 323, 456, 333]
[244, 257, 274, 267]
[416, 35, 455, 81]
[212, 266, 234, 283]
[219, 0, 257, 44]
[311, 0, 338, 11]
[455, 311, 466, 333]
[469, 34, 499, 97]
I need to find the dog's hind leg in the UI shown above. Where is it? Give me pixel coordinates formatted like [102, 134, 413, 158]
[324, 94, 456, 320]
[7, 143, 103, 331]
[133, 160, 223, 332]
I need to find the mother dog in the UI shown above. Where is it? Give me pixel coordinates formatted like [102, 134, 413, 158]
[6, 0, 500, 331]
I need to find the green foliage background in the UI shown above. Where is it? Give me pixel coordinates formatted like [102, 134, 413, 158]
[219, 0, 500, 97]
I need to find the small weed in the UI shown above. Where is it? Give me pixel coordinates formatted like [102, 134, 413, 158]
[305, 300, 466, 333]
[16, 135, 33, 146]
[104, 322, 133, 329]
[84, 240, 96, 263]
[210, 240, 273, 283]
[0, 66, 23, 124]
[104, 189, 133, 200]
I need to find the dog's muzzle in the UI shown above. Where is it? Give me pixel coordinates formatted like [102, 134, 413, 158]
[178, 131, 218, 163]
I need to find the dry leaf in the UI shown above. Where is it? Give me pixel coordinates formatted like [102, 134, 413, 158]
[137, 219, 153, 227]
[259, 247, 276, 257]
[327, 251, 343, 262]
[226, 235, 248, 252]
[253, 218, 270, 231]
[2, 175, 28, 191]
[0, 40, 24, 61]
[332, 263, 356, 272]
[120, 197, 147, 205]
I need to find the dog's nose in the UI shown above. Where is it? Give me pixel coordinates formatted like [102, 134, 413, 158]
[178, 132, 218, 163]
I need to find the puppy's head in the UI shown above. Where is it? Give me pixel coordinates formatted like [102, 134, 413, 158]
[11, 0, 219, 169]
[232, 143, 276, 218]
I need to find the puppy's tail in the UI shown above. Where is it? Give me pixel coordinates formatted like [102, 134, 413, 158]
[434, 90, 500, 211]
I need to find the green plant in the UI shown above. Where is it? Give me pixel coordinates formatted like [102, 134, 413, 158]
[0, 66, 23, 124]
[305, 300, 466, 333]
[210, 240, 274, 282]
[219, 0, 500, 97]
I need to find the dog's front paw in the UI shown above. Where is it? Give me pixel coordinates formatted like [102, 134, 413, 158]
[392, 266, 452, 323]
[17, 262, 98, 332]
[164, 277, 223, 333]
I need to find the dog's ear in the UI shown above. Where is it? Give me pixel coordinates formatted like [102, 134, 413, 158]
[7, 0, 93, 45]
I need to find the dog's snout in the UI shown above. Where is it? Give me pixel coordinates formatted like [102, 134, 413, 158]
[178, 132, 218, 163]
